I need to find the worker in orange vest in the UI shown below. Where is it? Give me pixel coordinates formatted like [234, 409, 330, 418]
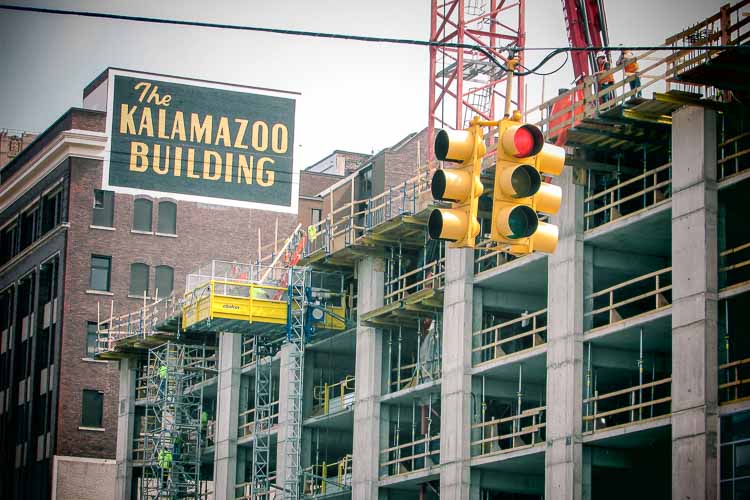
[595, 53, 614, 104]
[617, 50, 642, 98]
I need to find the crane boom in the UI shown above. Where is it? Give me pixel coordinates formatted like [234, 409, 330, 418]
[560, 0, 610, 79]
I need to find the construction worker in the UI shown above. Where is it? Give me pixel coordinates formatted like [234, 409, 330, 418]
[201, 410, 209, 443]
[617, 49, 642, 98]
[158, 361, 167, 398]
[158, 448, 173, 470]
[595, 53, 614, 103]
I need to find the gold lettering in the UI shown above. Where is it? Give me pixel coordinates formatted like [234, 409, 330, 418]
[251, 121, 268, 151]
[153, 144, 168, 175]
[224, 153, 234, 183]
[157, 109, 169, 139]
[186, 149, 199, 179]
[171, 111, 186, 141]
[173, 147, 183, 177]
[238, 155, 253, 184]
[190, 113, 213, 144]
[137, 107, 154, 137]
[271, 123, 288, 153]
[203, 151, 222, 180]
[134, 82, 151, 103]
[215, 117, 232, 147]
[256, 157, 275, 187]
[129, 142, 148, 172]
[119, 104, 137, 135]
[234, 119, 249, 149]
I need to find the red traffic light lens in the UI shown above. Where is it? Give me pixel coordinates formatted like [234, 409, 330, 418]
[514, 127, 535, 157]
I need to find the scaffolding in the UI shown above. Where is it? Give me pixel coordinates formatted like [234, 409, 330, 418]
[141, 342, 206, 500]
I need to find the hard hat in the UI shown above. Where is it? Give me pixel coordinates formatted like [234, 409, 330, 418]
[596, 52, 606, 59]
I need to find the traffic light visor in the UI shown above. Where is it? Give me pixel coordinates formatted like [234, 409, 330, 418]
[498, 164, 541, 198]
[495, 205, 539, 239]
[435, 129, 485, 162]
[428, 208, 479, 242]
[431, 168, 477, 203]
[501, 124, 544, 158]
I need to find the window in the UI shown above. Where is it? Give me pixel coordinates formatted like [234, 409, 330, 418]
[133, 198, 153, 232]
[157, 201, 176, 234]
[89, 255, 111, 291]
[19, 205, 39, 250]
[129, 263, 149, 297]
[41, 188, 63, 234]
[311, 208, 322, 225]
[92, 190, 114, 227]
[85, 322, 98, 358]
[154, 265, 174, 298]
[81, 389, 103, 428]
[1, 222, 18, 265]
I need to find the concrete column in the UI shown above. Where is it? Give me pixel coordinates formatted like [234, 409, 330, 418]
[439, 247, 474, 499]
[670, 106, 719, 500]
[115, 358, 137, 500]
[545, 166, 585, 499]
[275, 343, 293, 488]
[213, 332, 242, 500]
[352, 256, 385, 499]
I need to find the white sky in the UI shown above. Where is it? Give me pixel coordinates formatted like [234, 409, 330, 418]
[0, 0, 726, 169]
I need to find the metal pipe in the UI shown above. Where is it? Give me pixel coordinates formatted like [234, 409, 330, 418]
[516, 365, 523, 435]
[397, 327, 403, 391]
[388, 330, 393, 392]
[585, 343, 592, 431]
[638, 328, 644, 421]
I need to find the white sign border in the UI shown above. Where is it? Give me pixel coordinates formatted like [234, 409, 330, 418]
[102, 68, 300, 214]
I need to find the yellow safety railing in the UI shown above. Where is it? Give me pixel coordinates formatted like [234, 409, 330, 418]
[474, 239, 518, 275]
[380, 433, 440, 478]
[719, 241, 750, 291]
[585, 267, 672, 331]
[718, 131, 750, 181]
[302, 455, 353, 496]
[238, 402, 280, 438]
[234, 474, 277, 500]
[528, 1, 750, 140]
[584, 164, 672, 231]
[719, 357, 750, 404]
[583, 378, 672, 433]
[473, 309, 548, 365]
[313, 376, 355, 416]
[471, 406, 546, 457]
[384, 257, 445, 305]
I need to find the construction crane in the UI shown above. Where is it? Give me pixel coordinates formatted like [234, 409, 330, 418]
[560, 0, 610, 78]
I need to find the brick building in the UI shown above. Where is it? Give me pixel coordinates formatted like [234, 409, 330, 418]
[0, 71, 342, 499]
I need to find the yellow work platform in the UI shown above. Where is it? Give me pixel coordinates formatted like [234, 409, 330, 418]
[181, 279, 346, 335]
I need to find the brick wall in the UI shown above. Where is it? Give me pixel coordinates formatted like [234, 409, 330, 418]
[56, 156, 299, 458]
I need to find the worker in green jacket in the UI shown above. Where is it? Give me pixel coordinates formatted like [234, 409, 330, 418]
[158, 362, 167, 398]
[158, 448, 173, 470]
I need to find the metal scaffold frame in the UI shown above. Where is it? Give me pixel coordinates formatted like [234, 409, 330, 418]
[141, 342, 205, 500]
[251, 337, 275, 499]
[283, 268, 306, 499]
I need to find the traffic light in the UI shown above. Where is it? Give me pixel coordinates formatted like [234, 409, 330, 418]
[491, 118, 566, 254]
[428, 120, 486, 248]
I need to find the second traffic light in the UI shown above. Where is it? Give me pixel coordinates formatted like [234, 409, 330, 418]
[492, 118, 565, 254]
[428, 120, 485, 248]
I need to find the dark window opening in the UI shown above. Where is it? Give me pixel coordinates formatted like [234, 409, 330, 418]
[85, 322, 98, 358]
[89, 255, 111, 291]
[81, 389, 103, 428]
[19, 205, 39, 251]
[92, 190, 114, 228]
[154, 265, 174, 299]
[0, 222, 18, 265]
[133, 198, 153, 232]
[129, 263, 149, 297]
[157, 201, 176, 234]
[311, 208, 322, 225]
[41, 188, 63, 235]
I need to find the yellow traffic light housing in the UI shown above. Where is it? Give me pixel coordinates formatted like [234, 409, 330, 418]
[492, 119, 566, 255]
[428, 120, 486, 248]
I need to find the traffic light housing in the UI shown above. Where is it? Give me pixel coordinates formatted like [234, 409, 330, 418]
[428, 121, 486, 248]
[492, 119, 566, 254]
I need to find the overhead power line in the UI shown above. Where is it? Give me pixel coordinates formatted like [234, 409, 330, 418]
[0, 4, 745, 77]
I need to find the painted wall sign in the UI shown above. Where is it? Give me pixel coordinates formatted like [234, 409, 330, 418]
[103, 69, 299, 212]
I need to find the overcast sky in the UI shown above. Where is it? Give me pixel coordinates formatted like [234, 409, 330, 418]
[0, 0, 727, 169]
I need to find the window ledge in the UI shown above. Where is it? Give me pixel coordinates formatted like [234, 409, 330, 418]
[130, 229, 154, 235]
[89, 225, 115, 231]
[155, 232, 178, 238]
[82, 357, 109, 364]
[86, 290, 114, 296]
[78, 426, 105, 432]
[127, 294, 152, 300]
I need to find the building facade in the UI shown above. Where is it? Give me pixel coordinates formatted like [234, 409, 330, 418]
[0, 74, 341, 499]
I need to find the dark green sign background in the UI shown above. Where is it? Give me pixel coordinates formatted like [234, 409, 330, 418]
[109, 74, 296, 207]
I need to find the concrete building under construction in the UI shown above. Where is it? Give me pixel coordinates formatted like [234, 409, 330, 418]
[96, 4, 750, 499]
